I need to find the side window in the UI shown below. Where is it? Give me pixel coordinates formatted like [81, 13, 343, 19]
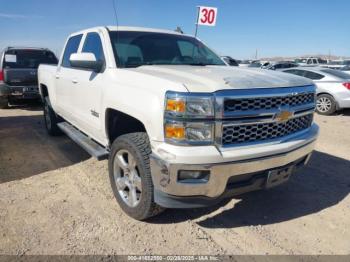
[82, 32, 105, 62]
[284, 69, 305, 76]
[274, 64, 282, 69]
[307, 59, 312, 64]
[62, 34, 83, 68]
[304, 71, 324, 80]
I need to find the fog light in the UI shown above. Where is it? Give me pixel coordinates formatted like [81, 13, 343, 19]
[178, 170, 210, 183]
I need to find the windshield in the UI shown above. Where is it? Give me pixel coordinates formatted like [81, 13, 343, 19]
[109, 31, 225, 68]
[3, 49, 58, 69]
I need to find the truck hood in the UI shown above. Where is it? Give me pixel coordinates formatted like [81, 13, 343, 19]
[127, 65, 313, 92]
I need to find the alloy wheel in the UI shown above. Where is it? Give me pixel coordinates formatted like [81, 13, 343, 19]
[316, 97, 332, 113]
[113, 149, 142, 207]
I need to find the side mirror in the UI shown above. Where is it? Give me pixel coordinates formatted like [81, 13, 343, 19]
[69, 53, 103, 72]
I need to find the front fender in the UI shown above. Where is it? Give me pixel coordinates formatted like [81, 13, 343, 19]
[102, 70, 188, 142]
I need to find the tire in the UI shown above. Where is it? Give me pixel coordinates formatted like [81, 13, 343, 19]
[43, 97, 62, 136]
[0, 97, 9, 109]
[316, 94, 337, 115]
[109, 132, 164, 220]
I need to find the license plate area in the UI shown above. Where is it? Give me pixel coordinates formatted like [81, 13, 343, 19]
[266, 165, 294, 188]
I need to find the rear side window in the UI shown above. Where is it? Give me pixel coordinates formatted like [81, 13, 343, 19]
[3, 49, 58, 69]
[304, 71, 324, 80]
[284, 69, 305, 76]
[62, 34, 83, 68]
[82, 32, 105, 62]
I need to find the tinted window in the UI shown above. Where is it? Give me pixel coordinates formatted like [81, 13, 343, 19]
[82, 32, 105, 62]
[62, 34, 83, 67]
[222, 56, 238, 66]
[3, 49, 58, 69]
[321, 69, 350, 79]
[304, 71, 324, 80]
[274, 64, 283, 69]
[284, 69, 307, 77]
[109, 31, 225, 68]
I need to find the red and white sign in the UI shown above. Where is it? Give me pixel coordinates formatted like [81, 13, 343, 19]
[197, 6, 217, 26]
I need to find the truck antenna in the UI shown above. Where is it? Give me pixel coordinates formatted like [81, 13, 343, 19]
[112, 0, 119, 26]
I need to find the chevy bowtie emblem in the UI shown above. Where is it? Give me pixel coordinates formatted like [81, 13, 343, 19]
[274, 110, 293, 122]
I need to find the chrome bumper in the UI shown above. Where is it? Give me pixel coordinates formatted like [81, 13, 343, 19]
[150, 138, 317, 199]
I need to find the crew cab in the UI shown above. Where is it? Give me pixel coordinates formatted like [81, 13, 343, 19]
[0, 47, 58, 108]
[38, 26, 319, 220]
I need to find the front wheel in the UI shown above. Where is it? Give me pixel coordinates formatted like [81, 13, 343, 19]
[108, 132, 164, 220]
[316, 94, 336, 115]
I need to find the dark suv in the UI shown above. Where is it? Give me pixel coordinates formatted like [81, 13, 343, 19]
[0, 47, 58, 108]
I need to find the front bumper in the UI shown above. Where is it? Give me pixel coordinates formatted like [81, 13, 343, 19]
[150, 124, 318, 208]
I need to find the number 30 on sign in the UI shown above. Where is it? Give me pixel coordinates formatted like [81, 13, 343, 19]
[197, 6, 217, 26]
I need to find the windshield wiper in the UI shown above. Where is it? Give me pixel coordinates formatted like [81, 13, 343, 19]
[188, 62, 207, 66]
[124, 62, 155, 68]
[188, 63, 221, 66]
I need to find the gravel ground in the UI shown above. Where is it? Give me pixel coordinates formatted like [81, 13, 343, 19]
[0, 102, 349, 255]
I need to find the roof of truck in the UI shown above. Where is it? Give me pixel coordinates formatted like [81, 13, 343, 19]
[71, 26, 190, 37]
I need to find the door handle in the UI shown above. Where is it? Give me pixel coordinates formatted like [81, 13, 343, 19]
[72, 79, 78, 84]
[55, 74, 60, 79]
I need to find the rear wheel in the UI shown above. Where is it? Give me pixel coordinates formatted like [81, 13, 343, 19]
[316, 94, 336, 115]
[0, 97, 9, 109]
[108, 132, 164, 220]
[43, 97, 62, 136]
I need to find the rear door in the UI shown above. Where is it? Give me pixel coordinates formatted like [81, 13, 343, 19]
[3, 49, 57, 94]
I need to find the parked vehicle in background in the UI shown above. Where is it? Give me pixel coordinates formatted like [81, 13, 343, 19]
[247, 61, 262, 68]
[238, 60, 251, 67]
[38, 26, 318, 220]
[340, 66, 350, 75]
[221, 56, 239, 66]
[295, 57, 327, 66]
[325, 60, 350, 70]
[0, 47, 58, 108]
[282, 67, 350, 115]
[262, 61, 299, 70]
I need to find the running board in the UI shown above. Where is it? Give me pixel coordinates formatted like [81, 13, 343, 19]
[57, 122, 109, 161]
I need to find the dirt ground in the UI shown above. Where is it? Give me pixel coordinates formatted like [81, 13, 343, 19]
[0, 102, 349, 255]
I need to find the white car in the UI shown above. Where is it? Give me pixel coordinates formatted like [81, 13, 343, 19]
[38, 26, 319, 220]
[282, 67, 350, 115]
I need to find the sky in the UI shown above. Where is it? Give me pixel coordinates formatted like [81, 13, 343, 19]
[0, 0, 349, 59]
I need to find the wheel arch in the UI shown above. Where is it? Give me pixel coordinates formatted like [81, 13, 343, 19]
[317, 92, 339, 110]
[105, 108, 148, 146]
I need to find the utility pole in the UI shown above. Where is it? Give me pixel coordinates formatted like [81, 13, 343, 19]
[255, 49, 258, 60]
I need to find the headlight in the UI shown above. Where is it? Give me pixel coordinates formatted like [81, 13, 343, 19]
[164, 121, 214, 145]
[164, 91, 215, 145]
[165, 92, 214, 118]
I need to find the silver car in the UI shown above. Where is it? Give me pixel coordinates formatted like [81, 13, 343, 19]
[282, 67, 350, 115]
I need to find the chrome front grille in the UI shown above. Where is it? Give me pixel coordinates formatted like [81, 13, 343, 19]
[222, 114, 313, 145]
[214, 85, 316, 147]
[224, 93, 315, 112]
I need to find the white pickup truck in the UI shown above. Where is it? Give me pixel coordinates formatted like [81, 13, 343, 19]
[38, 26, 319, 220]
